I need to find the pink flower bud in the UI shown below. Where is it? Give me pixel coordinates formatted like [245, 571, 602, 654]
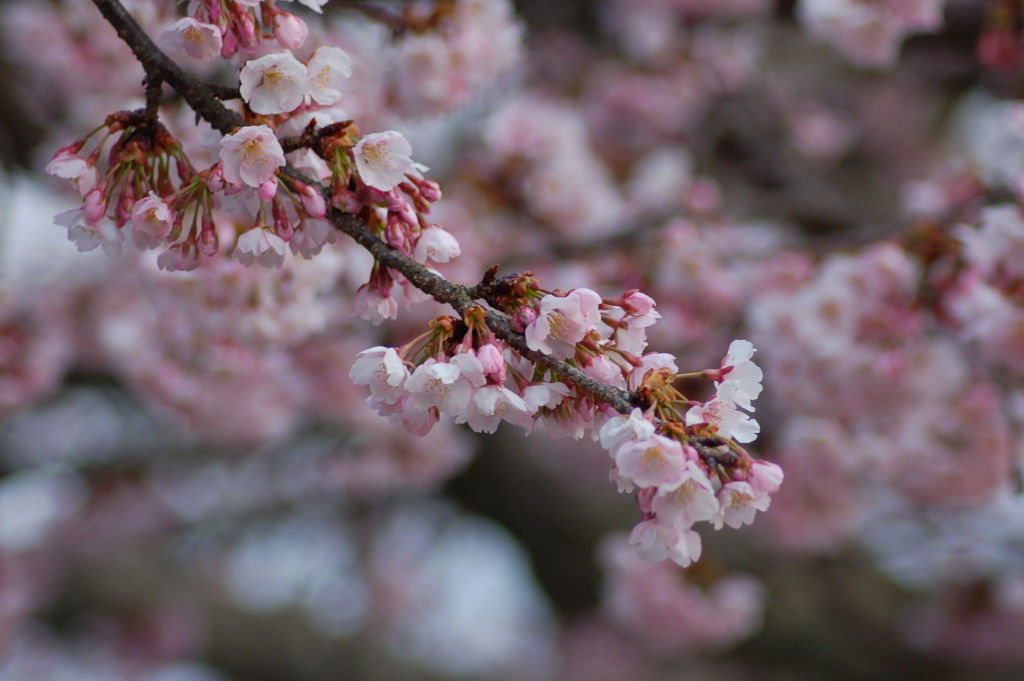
[208, 165, 226, 193]
[396, 202, 418, 231]
[203, 0, 221, 23]
[297, 183, 326, 218]
[198, 222, 219, 257]
[220, 29, 238, 58]
[419, 179, 441, 203]
[116, 191, 135, 227]
[635, 486, 656, 517]
[512, 306, 538, 333]
[385, 214, 406, 249]
[258, 177, 279, 202]
[621, 290, 656, 315]
[477, 344, 506, 382]
[238, 13, 257, 48]
[272, 200, 294, 242]
[84, 187, 107, 223]
[332, 187, 363, 213]
[274, 12, 308, 50]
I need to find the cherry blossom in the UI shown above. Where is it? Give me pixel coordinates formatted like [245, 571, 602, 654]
[715, 339, 763, 411]
[158, 17, 223, 61]
[44, 150, 98, 197]
[219, 126, 287, 189]
[614, 435, 688, 490]
[349, 347, 410, 406]
[526, 288, 602, 359]
[686, 381, 761, 444]
[234, 227, 288, 268]
[628, 519, 703, 568]
[53, 208, 122, 258]
[353, 131, 415, 192]
[413, 226, 461, 264]
[712, 481, 771, 530]
[130, 192, 173, 249]
[239, 53, 310, 115]
[306, 46, 353, 106]
[652, 461, 721, 528]
[455, 384, 534, 434]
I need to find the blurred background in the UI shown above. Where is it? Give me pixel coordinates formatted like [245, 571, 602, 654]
[2, 0, 1024, 679]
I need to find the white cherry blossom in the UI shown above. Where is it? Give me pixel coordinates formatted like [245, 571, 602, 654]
[158, 17, 223, 61]
[599, 408, 656, 454]
[220, 126, 286, 188]
[54, 208, 122, 258]
[234, 227, 287, 268]
[45, 151, 98, 197]
[353, 131, 414, 191]
[239, 53, 310, 115]
[686, 381, 761, 444]
[717, 339, 763, 411]
[413, 225, 461, 264]
[306, 46, 353, 106]
[628, 519, 702, 567]
[349, 347, 410, 406]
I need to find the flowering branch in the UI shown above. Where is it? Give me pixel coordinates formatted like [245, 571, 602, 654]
[91, 0, 639, 415]
[53, 0, 784, 571]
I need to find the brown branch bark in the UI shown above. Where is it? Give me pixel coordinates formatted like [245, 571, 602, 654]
[90, 0, 643, 417]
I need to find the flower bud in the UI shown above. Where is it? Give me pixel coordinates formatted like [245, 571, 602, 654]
[274, 12, 308, 50]
[258, 177, 279, 202]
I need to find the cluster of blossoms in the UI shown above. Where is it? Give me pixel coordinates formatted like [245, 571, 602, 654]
[597, 342, 779, 568]
[159, 0, 327, 62]
[352, 278, 782, 567]
[46, 43, 449, 282]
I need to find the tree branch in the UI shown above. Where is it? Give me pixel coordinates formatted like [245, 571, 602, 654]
[92, 0, 242, 134]
[91, 0, 643, 418]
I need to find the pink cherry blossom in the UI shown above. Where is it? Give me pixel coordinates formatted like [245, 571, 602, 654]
[614, 435, 688, 490]
[455, 384, 534, 434]
[652, 461, 720, 528]
[158, 17, 223, 61]
[130, 192, 173, 249]
[289, 219, 338, 259]
[353, 131, 414, 192]
[239, 53, 310, 115]
[712, 481, 771, 530]
[627, 352, 679, 390]
[628, 519, 703, 567]
[349, 347, 409, 406]
[219, 126, 286, 188]
[526, 288, 602, 359]
[352, 284, 398, 325]
[234, 227, 287, 268]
